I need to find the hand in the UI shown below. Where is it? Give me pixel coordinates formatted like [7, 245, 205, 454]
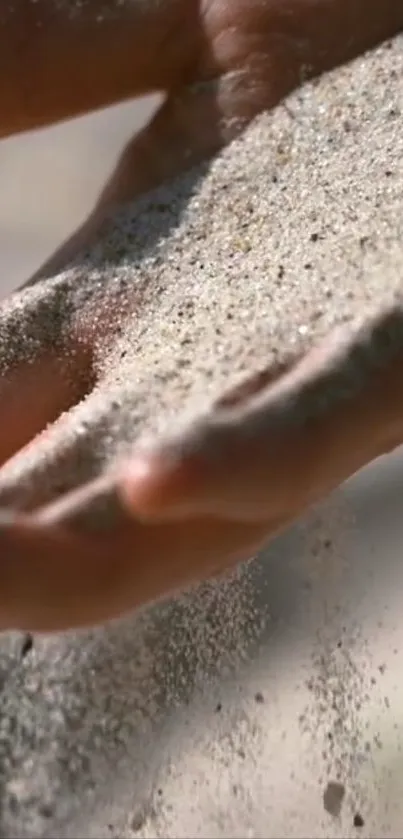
[2, 0, 402, 276]
[0, 304, 402, 633]
[0, 0, 402, 634]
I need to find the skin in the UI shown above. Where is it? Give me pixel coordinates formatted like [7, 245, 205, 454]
[0, 0, 402, 633]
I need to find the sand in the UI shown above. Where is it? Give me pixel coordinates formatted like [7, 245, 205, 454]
[0, 35, 402, 510]
[0, 33, 401, 838]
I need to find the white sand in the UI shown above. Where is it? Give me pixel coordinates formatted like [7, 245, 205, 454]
[0, 34, 401, 838]
[0, 36, 402, 509]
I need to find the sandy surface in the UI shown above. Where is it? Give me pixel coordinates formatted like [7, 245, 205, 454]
[0, 33, 402, 839]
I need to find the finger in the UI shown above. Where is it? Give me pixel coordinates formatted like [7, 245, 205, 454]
[1, 0, 402, 139]
[0, 386, 105, 511]
[0, 478, 272, 633]
[0, 284, 94, 467]
[12, 1, 403, 285]
[27, 1, 403, 281]
[0, 0, 201, 137]
[0, 257, 159, 511]
[120, 308, 403, 522]
[0, 352, 92, 466]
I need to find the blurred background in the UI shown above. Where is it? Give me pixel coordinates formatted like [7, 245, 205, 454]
[0, 95, 163, 291]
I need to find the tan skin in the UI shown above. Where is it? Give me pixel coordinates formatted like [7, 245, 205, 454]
[0, 0, 402, 633]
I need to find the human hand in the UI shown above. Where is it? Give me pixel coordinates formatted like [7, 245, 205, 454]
[0, 0, 401, 633]
[0, 302, 402, 633]
[1, 0, 402, 276]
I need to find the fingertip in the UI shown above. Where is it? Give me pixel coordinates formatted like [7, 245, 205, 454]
[119, 448, 203, 520]
[119, 452, 179, 517]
